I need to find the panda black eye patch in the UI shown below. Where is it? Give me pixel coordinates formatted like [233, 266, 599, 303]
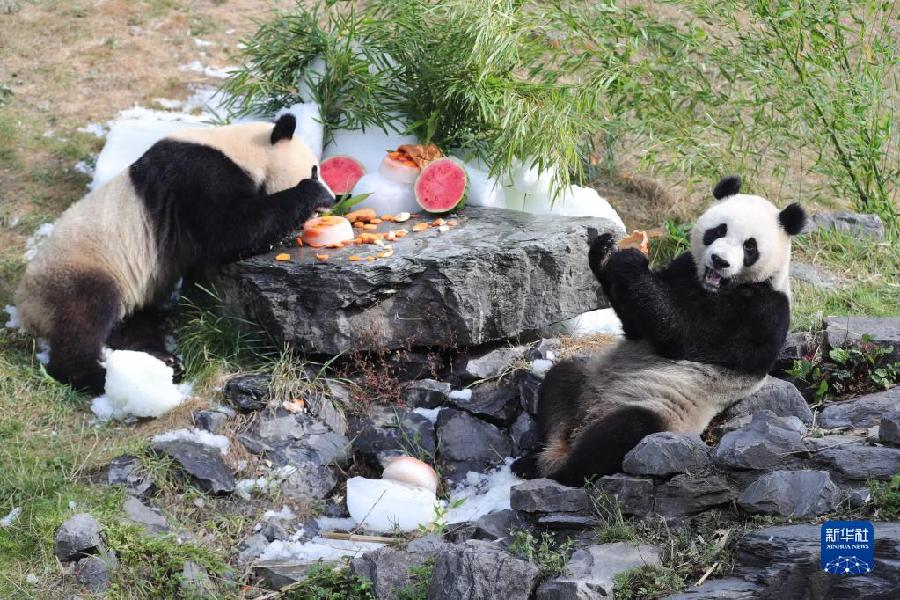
[743, 237, 759, 266]
[702, 223, 727, 245]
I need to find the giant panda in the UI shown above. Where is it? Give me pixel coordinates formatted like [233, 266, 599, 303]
[512, 176, 806, 486]
[15, 114, 334, 393]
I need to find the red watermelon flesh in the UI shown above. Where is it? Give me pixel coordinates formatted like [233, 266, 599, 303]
[320, 155, 365, 195]
[414, 158, 468, 213]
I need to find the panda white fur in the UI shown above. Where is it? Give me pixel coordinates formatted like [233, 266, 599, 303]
[15, 114, 334, 393]
[512, 176, 806, 486]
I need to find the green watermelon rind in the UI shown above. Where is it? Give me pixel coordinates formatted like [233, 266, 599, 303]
[414, 157, 469, 214]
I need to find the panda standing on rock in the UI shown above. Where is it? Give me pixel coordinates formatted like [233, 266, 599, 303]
[513, 176, 807, 486]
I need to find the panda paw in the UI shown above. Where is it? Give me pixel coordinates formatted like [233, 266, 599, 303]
[588, 233, 617, 278]
[295, 177, 336, 210]
[607, 247, 649, 275]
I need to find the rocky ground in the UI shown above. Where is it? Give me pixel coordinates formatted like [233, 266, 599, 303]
[46, 302, 900, 599]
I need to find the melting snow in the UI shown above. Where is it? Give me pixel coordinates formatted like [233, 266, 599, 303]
[531, 359, 553, 376]
[446, 459, 521, 524]
[258, 537, 385, 563]
[0, 507, 21, 527]
[151, 428, 229, 455]
[263, 506, 296, 521]
[449, 389, 472, 402]
[412, 406, 442, 424]
[90, 350, 190, 420]
[3, 305, 21, 330]
[78, 123, 107, 138]
[179, 61, 235, 79]
[315, 516, 357, 532]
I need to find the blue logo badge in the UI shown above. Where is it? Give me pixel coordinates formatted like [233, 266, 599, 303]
[821, 520, 875, 575]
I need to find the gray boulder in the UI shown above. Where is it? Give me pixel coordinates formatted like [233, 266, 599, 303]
[352, 407, 436, 463]
[351, 543, 443, 600]
[122, 497, 169, 533]
[536, 514, 598, 530]
[436, 409, 511, 473]
[459, 345, 527, 380]
[428, 539, 542, 600]
[880, 410, 900, 445]
[75, 553, 115, 593]
[223, 373, 270, 412]
[151, 440, 235, 494]
[622, 432, 711, 476]
[738, 470, 842, 517]
[807, 211, 884, 240]
[536, 543, 661, 600]
[253, 561, 318, 590]
[824, 315, 900, 361]
[105, 455, 156, 499]
[406, 379, 451, 408]
[774, 331, 817, 373]
[526, 338, 563, 361]
[192, 410, 227, 434]
[654, 474, 736, 517]
[216, 207, 620, 355]
[55, 514, 103, 562]
[790, 262, 839, 290]
[518, 371, 544, 415]
[720, 377, 813, 426]
[510, 479, 590, 514]
[280, 462, 337, 500]
[236, 533, 269, 566]
[819, 387, 900, 429]
[593, 474, 654, 517]
[180, 560, 215, 597]
[510, 412, 541, 454]
[447, 379, 521, 425]
[663, 577, 764, 599]
[714, 411, 805, 470]
[451, 509, 531, 547]
[239, 411, 349, 468]
[814, 443, 900, 480]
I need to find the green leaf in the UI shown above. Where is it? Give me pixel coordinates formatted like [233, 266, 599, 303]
[328, 193, 371, 216]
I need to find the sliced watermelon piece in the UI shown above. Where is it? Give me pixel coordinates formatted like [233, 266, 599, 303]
[320, 155, 365, 195]
[414, 158, 468, 214]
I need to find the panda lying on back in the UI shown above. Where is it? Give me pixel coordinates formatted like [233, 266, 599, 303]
[512, 176, 806, 486]
[16, 114, 334, 393]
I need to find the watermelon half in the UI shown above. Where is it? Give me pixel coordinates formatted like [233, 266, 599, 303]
[320, 155, 365, 195]
[414, 158, 468, 213]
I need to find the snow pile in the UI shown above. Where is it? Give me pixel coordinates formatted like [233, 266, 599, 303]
[412, 406, 442, 424]
[78, 123, 107, 138]
[235, 465, 297, 500]
[548, 307, 624, 338]
[446, 459, 521, 524]
[346, 477, 438, 532]
[315, 516, 357, 532]
[263, 506, 295, 521]
[0, 507, 22, 527]
[35, 340, 50, 365]
[23, 223, 54, 261]
[151, 428, 229, 455]
[259, 536, 385, 563]
[530, 359, 553, 376]
[179, 61, 236, 79]
[90, 350, 189, 420]
[448, 389, 472, 402]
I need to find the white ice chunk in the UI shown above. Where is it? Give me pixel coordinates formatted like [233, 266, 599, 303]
[314, 516, 357, 532]
[74, 160, 93, 176]
[90, 350, 187, 420]
[179, 61, 235, 79]
[151, 428, 229, 455]
[412, 406, 442, 424]
[446, 459, 521, 524]
[281, 102, 324, 160]
[3, 305, 21, 330]
[346, 477, 437, 532]
[0, 507, 21, 527]
[35, 339, 50, 365]
[549, 307, 624, 337]
[463, 162, 508, 209]
[235, 477, 277, 500]
[449, 389, 472, 402]
[263, 506, 296, 521]
[24, 223, 54, 261]
[530, 359, 553, 376]
[324, 126, 417, 175]
[352, 172, 420, 215]
[259, 537, 385, 563]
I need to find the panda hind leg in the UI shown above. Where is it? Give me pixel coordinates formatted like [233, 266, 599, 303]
[45, 271, 121, 395]
[546, 406, 666, 487]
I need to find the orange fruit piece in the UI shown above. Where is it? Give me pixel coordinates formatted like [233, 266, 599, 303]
[315, 253, 329, 261]
[348, 255, 362, 261]
[412, 223, 429, 232]
[275, 253, 291, 261]
[363, 223, 378, 231]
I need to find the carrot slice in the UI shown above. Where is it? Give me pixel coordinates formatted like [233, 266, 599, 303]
[348, 255, 362, 261]
[347, 208, 377, 223]
[395, 229, 408, 238]
[275, 253, 291, 261]
[432, 218, 445, 227]
[315, 253, 329, 261]
[296, 237, 304, 247]
[412, 223, 429, 232]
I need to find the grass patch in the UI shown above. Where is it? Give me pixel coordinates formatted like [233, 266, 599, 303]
[281, 563, 375, 599]
[509, 529, 575, 579]
[870, 475, 900, 520]
[395, 559, 434, 600]
[614, 565, 685, 600]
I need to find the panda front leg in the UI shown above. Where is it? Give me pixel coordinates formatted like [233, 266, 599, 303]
[588, 234, 644, 339]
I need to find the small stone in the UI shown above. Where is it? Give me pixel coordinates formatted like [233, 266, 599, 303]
[459, 345, 527, 380]
[720, 377, 812, 426]
[106, 455, 156, 498]
[526, 338, 562, 361]
[738, 470, 841, 517]
[428, 539, 541, 600]
[223, 374, 270, 412]
[193, 410, 227, 434]
[239, 412, 350, 468]
[467, 509, 530, 546]
[351, 546, 439, 599]
[236, 533, 268, 566]
[55, 514, 103, 562]
[518, 371, 543, 415]
[814, 443, 900, 480]
[790, 262, 839, 290]
[180, 560, 214, 597]
[122, 497, 169, 533]
[510, 412, 541, 455]
[536, 542, 662, 600]
[436, 409, 512, 467]
[510, 478, 590, 514]
[654, 474, 736, 517]
[880, 410, 900, 445]
[253, 561, 316, 590]
[819, 387, 900, 429]
[593, 474, 654, 517]
[151, 441, 235, 494]
[75, 554, 114, 593]
[352, 407, 436, 463]
[808, 210, 884, 240]
[406, 379, 451, 408]
[280, 462, 337, 500]
[622, 432, 711, 476]
[535, 513, 598, 530]
[824, 315, 900, 361]
[714, 410, 805, 470]
[446, 379, 520, 425]
[848, 487, 871, 508]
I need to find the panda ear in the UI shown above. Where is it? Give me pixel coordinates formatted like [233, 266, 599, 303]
[271, 114, 297, 144]
[712, 175, 742, 200]
[779, 203, 806, 236]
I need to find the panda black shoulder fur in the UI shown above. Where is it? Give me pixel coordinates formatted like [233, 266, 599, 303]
[512, 176, 806, 486]
[15, 114, 334, 393]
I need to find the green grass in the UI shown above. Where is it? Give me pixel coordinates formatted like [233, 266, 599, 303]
[614, 565, 685, 600]
[870, 475, 900, 520]
[508, 529, 575, 578]
[281, 563, 375, 600]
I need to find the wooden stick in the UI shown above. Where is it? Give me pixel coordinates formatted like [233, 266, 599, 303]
[695, 561, 719, 587]
[320, 531, 401, 544]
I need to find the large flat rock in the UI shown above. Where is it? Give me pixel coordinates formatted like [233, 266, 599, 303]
[216, 207, 619, 355]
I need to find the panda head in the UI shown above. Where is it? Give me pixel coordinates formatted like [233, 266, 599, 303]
[267, 113, 334, 198]
[690, 175, 805, 295]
